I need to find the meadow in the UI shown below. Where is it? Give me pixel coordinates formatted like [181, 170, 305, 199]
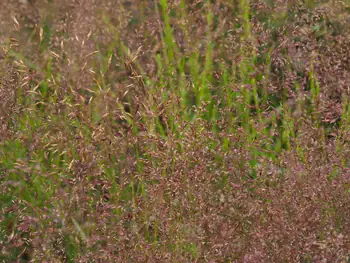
[1, 0, 350, 262]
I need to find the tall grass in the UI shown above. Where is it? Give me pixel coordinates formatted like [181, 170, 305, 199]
[1, 0, 350, 262]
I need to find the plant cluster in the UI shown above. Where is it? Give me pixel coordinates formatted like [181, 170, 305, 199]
[1, 0, 349, 262]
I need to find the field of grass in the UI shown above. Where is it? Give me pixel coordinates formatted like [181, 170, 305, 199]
[1, 0, 350, 262]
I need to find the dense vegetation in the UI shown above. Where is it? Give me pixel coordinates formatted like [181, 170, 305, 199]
[1, 0, 350, 262]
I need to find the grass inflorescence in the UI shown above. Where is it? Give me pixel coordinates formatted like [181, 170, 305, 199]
[1, 0, 350, 262]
